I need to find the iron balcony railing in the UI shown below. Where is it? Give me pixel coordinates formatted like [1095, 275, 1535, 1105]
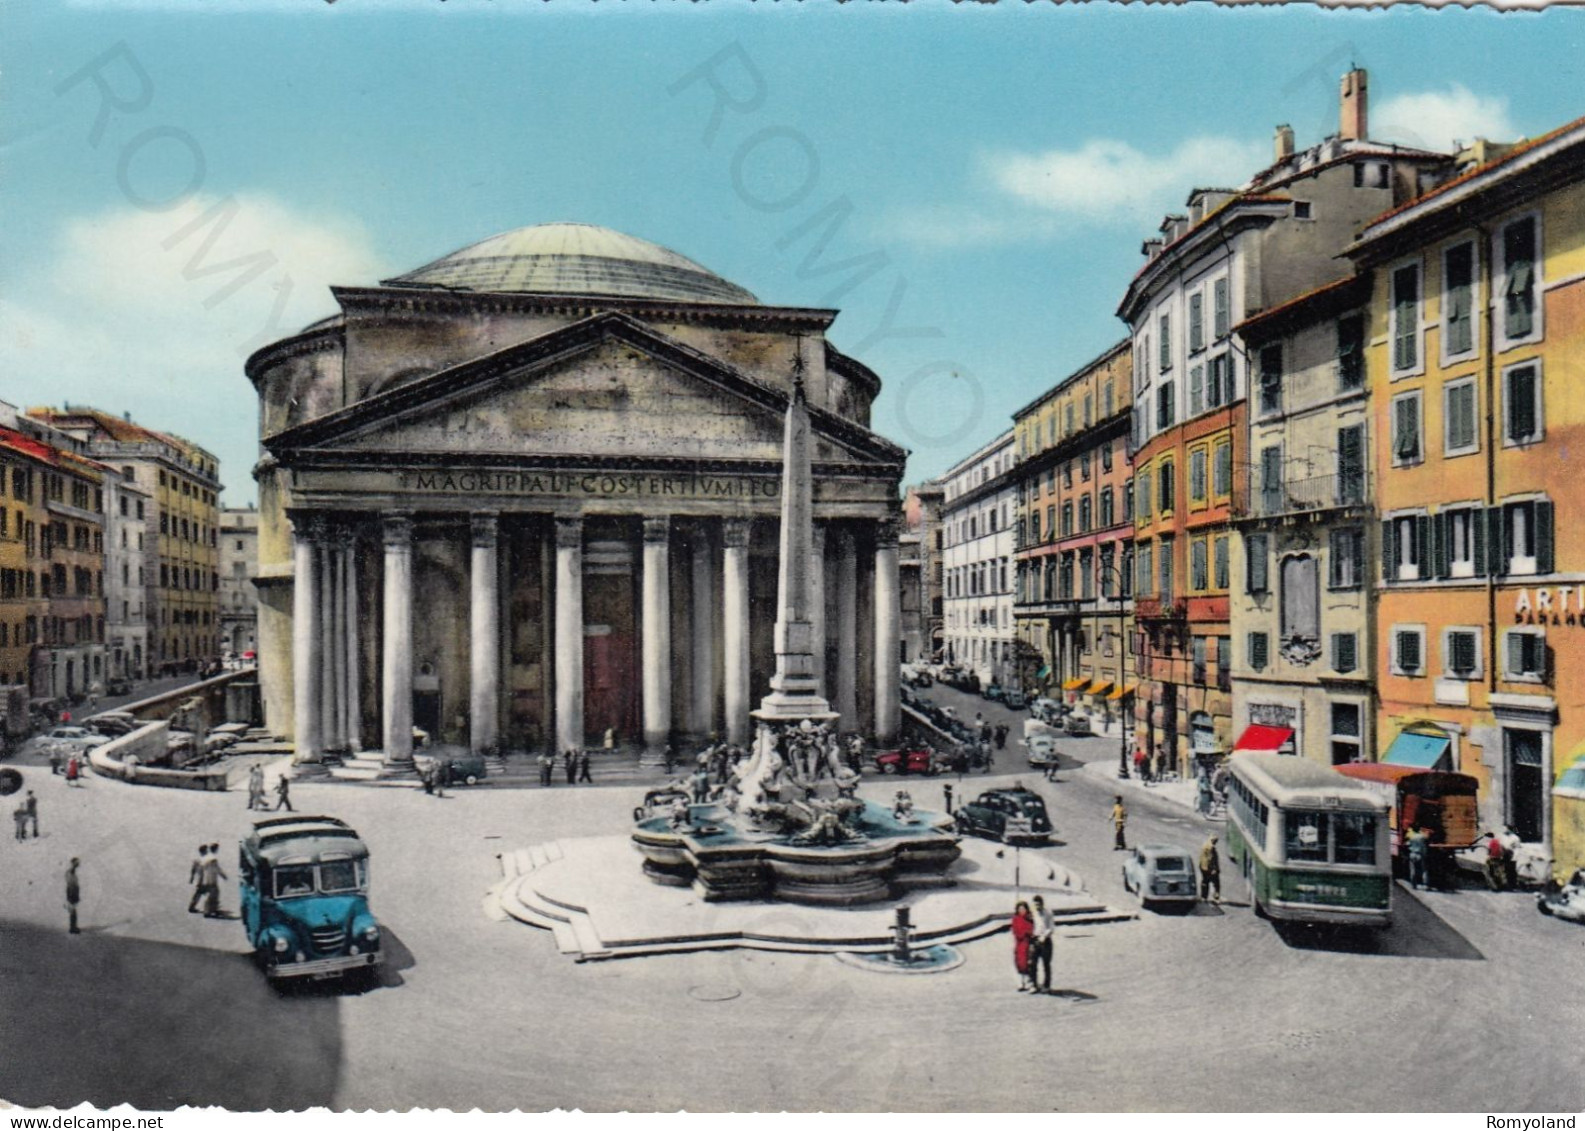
[1236, 470, 1368, 519]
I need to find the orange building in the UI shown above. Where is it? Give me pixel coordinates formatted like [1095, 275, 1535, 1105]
[1011, 340, 1135, 734]
[1349, 117, 1585, 877]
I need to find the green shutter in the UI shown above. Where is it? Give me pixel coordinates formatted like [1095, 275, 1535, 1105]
[1473, 507, 1488, 575]
[1415, 515, 1431, 575]
[1536, 499, 1555, 574]
[1382, 520, 1398, 581]
[1431, 510, 1449, 579]
[1494, 506, 1511, 576]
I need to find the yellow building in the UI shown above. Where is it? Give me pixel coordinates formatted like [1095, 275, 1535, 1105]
[28, 409, 223, 677]
[1349, 115, 1585, 877]
[0, 428, 48, 692]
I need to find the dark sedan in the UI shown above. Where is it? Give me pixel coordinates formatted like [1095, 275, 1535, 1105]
[953, 787, 1053, 845]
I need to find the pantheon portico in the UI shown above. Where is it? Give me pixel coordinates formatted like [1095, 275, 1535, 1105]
[246, 223, 906, 765]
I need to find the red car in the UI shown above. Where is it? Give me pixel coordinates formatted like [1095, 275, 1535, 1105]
[874, 747, 937, 775]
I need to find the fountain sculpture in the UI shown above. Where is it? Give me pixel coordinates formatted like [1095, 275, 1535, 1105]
[632, 354, 960, 906]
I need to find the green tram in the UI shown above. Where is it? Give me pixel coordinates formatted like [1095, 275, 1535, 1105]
[1225, 752, 1393, 928]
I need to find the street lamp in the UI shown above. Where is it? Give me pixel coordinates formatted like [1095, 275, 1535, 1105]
[1097, 561, 1132, 780]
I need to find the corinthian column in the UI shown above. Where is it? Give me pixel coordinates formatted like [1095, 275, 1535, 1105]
[689, 525, 716, 736]
[554, 516, 584, 757]
[470, 513, 500, 756]
[381, 514, 414, 764]
[834, 527, 859, 726]
[810, 521, 827, 697]
[640, 515, 672, 765]
[722, 518, 751, 745]
[873, 518, 902, 743]
[290, 512, 323, 763]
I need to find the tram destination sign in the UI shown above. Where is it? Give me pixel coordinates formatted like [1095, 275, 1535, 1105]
[391, 469, 782, 500]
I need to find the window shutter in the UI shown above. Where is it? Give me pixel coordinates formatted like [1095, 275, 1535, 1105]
[1247, 533, 1268, 593]
[1506, 632, 1523, 678]
[1488, 507, 1507, 576]
[1382, 520, 1398, 580]
[1472, 507, 1488, 575]
[1399, 631, 1421, 673]
[1415, 515, 1431, 572]
[1249, 632, 1268, 671]
[1508, 367, 1538, 442]
[1536, 499, 1555, 574]
[1431, 510, 1450, 579]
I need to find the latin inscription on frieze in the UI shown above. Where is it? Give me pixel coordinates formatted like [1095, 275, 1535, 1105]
[393, 469, 780, 500]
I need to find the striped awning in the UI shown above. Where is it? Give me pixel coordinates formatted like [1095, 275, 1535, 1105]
[1062, 677, 1087, 690]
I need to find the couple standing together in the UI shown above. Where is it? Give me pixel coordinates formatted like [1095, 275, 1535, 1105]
[1011, 895, 1056, 994]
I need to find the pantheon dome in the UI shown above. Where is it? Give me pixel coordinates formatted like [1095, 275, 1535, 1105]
[381, 222, 760, 306]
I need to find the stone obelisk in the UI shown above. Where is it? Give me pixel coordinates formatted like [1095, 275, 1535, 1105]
[753, 353, 837, 726]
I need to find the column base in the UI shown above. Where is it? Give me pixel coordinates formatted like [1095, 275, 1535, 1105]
[638, 746, 671, 770]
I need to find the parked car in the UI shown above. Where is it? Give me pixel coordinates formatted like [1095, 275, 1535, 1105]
[982, 682, 1005, 703]
[1003, 688, 1027, 710]
[1121, 844, 1200, 910]
[1064, 714, 1094, 737]
[874, 746, 937, 776]
[953, 787, 1053, 845]
[104, 678, 133, 697]
[421, 750, 488, 786]
[85, 714, 138, 737]
[45, 726, 110, 749]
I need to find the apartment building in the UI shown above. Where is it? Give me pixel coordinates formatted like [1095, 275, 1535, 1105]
[1012, 340, 1137, 732]
[1118, 69, 1450, 777]
[1347, 115, 1585, 876]
[940, 431, 1017, 685]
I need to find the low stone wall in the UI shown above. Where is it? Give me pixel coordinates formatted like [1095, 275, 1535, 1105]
[89, 721, 229, 791]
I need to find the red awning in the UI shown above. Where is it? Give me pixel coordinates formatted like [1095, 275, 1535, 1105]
[1234, 725, 1295, 754]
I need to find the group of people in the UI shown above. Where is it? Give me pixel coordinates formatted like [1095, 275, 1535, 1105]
[1009, 894, 1057, 994]
[245, 764, 292, 811]
[187, 843, 228, 918]
[47, 747, 85, 784]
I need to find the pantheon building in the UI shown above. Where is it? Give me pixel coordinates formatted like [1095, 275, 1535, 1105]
[247, 223, 906, 765]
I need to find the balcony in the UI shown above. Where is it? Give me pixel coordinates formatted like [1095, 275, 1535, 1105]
[1134, 596, 1187, 620]
[1234, 470, 1368, 522]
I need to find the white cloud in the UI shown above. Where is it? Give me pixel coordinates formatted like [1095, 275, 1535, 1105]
[1371, 84, 1518, 153]
[0, 194, 385, 501]
[986, 136, 1269, 225]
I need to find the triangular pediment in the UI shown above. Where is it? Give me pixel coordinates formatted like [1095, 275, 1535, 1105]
[266, 313, 901, 467]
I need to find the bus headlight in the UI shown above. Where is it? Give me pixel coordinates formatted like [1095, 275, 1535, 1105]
[361, 924, 380, 943]
[273, 936, 290, 953]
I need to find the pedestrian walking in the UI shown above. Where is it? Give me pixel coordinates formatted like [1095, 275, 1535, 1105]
[603, 726, 616, 752]
[563, 749, 577, 785]
[188, 844, 209, 913]
[1011, 900, 1035, 992]
[1199, 834, 1221, 903]
[12, 803, 26, 841]
[663, 744, 676, 776]
[1406, 826, 1431, 891]
[994, 723, 1008, 751]
[65, 753, 81, 787]
[1111, 795, 1127, 851]
[24, 790, 38, 838]
[65, 857, 81, 934]
[1030, 894, 1054, 994]
[48, 747, 63, 776]
[274, 773, 294, 812]
[537, 752, 553, 787]
[247, 764, 265, 810]
[1499, 826, 1522, 889]
[202, 842, 228, 917]
[690, 766, 711, 804]
[942, 782, 954, 815]
[577, 750, 593, 784]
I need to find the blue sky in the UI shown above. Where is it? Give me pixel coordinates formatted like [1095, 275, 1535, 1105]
[2, 2, 1581, 505]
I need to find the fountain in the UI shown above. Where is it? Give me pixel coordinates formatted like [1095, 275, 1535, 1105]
[632, 352, 960, 906]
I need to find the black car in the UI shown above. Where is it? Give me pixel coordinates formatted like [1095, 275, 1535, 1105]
[953, 787, 1053, 845]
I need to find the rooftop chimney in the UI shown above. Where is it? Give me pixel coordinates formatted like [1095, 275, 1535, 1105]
[1340, 68, 1368, 142]
[1274, 124, 1295, 162]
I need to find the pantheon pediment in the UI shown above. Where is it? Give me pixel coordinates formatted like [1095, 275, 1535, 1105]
[265, 312, 902, 469]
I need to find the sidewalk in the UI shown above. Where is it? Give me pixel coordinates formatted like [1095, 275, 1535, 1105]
[1077, 757, 1221, 821]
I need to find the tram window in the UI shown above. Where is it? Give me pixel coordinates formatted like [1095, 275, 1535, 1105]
[1334, 813, 1377, 865]
[1285, 811, 1329, 863]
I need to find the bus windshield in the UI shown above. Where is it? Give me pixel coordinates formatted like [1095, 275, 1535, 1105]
[320, 859, 360, 894]
[274, 865, 316, 898]
[1284, 809, 1377, 866]
[1285, 811, 1330, 863]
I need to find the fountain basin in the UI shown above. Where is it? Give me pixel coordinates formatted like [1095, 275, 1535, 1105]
[632, 800, 961, 907]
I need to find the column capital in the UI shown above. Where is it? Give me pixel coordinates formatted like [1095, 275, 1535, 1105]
[470, 512, 500, 548]
[554, 515, 583, 549]
[722, 517, 753, 550]
[382, 513, 413, 550]
[642, 515, 671, 545]
[290, 510, 333, 544]
[874, 517, 901, 551]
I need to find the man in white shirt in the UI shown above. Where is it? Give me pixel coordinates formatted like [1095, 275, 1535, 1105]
[1031, 894, 1055, 994]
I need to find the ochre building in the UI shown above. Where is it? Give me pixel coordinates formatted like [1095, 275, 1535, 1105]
[247, 223, 906, 764]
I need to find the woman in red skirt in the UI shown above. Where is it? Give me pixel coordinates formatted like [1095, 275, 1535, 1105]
[1011, 900, 1035, 992]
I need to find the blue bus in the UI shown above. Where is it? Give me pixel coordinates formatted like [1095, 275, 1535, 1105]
[240, 815, 383, 983]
